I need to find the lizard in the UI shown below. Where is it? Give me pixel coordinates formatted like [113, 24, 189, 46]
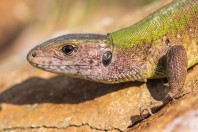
[27, 0, 198, 114]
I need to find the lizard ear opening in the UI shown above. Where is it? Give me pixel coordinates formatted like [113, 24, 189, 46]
[102, 51, 112, 67]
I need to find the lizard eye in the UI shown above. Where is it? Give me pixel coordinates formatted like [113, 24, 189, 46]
[62, 45, 76, 55]
[102, 51, 112, 67]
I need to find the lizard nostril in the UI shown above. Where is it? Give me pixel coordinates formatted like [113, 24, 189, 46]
[32, 51, 37, 57]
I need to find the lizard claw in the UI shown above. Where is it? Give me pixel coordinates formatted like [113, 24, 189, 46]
[140, 105, 154, 119]
[139, 93, 177, 119]
[168, 93, 176, 101]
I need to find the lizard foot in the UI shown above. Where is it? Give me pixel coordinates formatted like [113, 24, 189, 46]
[162, 93, 176, 104]
[139, 93, 177, 119]
[139, 101, 164, 119]
[140, 105, 154, 119]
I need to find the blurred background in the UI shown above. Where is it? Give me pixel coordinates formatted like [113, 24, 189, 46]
[0, 0, 164, 63]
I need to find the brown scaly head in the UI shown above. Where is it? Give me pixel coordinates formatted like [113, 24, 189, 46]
[27, 34, 117, 83]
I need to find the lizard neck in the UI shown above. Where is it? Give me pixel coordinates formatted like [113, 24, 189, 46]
[89, 46, 148, 83]
[109, 0, 198, 48]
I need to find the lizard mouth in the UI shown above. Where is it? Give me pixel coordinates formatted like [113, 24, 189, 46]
[30, 61, 95, 73]
[30, 62, 92, 69]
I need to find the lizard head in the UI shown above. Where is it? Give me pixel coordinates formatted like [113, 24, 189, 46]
[27, 34, 115, 82]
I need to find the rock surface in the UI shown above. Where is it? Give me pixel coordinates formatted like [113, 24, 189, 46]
[0, 57, 197, 131]
[129, 91, 198, 132]
[0, 0, 197, 131]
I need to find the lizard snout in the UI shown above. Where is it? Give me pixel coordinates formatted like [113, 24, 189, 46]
[27, 46, 43, 63]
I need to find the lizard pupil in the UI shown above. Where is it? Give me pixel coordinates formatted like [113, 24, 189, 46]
[102, 51, 112, 67]
[62, 45, 75, 55]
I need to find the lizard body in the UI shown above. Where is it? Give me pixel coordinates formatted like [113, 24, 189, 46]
[27, 0, 198, 102]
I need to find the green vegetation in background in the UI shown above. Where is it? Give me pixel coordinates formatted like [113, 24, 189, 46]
[30, 0, 159, 31]
[140, 0, 158, 5]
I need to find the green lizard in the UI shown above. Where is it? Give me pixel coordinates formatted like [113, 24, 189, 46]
[27, 0, 198, 108]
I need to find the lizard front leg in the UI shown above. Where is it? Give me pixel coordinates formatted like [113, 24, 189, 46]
[140, 45, 188, 117]
[163, 45, 188, 103]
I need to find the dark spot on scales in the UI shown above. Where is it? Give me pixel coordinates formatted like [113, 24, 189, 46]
[165, 39, 171, 45]
[89, 59, 94, 64]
